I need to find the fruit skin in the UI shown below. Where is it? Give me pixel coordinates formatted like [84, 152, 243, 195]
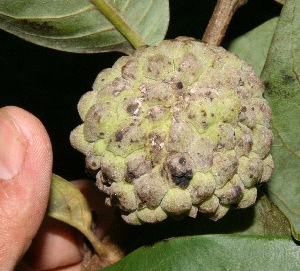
[70, 37, 274, 225]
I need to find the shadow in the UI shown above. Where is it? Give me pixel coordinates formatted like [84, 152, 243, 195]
[117, 204, 256, 253]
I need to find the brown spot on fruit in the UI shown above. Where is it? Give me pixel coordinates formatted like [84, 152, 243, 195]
[176, 82, 184, 89]
[179, 157, 186, 165]
[165, 153, 194, 188]
[127, 102, 140, 116]
[115, 131, 123, 142]
[172, 170, 193, 188]
[126, 158, 152, 181]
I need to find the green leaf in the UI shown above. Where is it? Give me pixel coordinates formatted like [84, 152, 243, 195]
[102, 235, 300, 271]
[228, 17, 278, 75]
[47, 174, 103, 255]
[238, 195, 291, 236]
[0, 0, 169, 54]
[261, 0, 300, 241]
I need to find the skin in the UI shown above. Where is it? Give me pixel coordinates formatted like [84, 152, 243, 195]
[0, 106, 111, 270]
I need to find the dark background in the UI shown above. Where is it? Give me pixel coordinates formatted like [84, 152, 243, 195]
[0, 0, 281, 181]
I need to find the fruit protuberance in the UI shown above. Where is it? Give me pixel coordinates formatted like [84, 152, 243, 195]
[70, 37, 274, 225]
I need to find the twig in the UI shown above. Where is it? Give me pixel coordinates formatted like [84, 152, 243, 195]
[202, 0, 248, 46]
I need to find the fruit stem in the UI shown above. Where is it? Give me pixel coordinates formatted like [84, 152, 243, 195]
[84, 229, 104, 257]
[202, 0, 248, 46]
[90, 0, 146, 49]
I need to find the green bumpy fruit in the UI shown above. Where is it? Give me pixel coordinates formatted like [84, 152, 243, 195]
[70, 37, 274, 225]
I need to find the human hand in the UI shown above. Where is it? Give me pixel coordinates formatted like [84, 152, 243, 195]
[0, 106, 116, 270]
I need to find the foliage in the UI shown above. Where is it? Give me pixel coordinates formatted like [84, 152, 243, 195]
[48, 174, 103, 256]
[0, 0, 299, 270]
[0, 0, 169, 54]
[102, 235, 300, 271]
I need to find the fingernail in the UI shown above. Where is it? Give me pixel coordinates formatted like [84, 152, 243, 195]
[0, 109, 27, 180]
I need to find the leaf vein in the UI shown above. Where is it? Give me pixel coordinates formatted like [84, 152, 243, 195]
[268, 188, 300, 218]
[143, 17, 162, 41]
[135, 0, 154, 26]
[120, 0, 130, 13]
[0, 5, 95, 20]
[6, 25, 117, 40]
[273, 122, 300, 160]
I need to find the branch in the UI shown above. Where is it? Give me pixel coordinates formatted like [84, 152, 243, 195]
[202, 0, 248, 46]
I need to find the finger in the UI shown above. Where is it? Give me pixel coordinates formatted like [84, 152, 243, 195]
[21, 216, 83, 271]
[21, 180, 117, 271]
[0, 106, 53, 270]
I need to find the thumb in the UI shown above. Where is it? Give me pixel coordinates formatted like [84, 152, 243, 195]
[0, 106, 53, 270]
